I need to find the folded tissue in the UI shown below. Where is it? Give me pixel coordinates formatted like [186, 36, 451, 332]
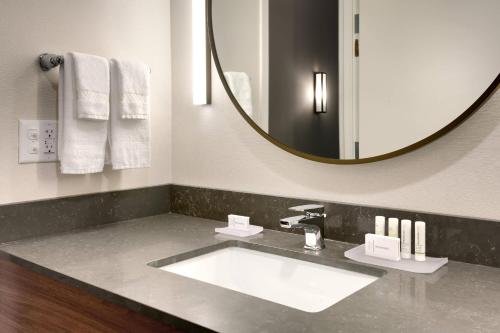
[215, 214, 263, 237]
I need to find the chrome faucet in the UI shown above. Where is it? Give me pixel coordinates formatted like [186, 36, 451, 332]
[280, 204, 326, 251]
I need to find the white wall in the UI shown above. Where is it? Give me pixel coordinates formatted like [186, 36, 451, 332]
[359, 0, 500, 158]
[0, 0, 172, 204]
[212, 0, 268, 130]
[172, 0, 500, 221]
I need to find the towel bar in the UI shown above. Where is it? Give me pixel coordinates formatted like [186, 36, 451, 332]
[38, 53, 152, 73]
[39, 53, 64, 71]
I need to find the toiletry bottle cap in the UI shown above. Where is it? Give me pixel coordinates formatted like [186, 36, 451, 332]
[375, 216, 385, 223]
[388, 217, 399, 223]
[415, 221, 426, 227]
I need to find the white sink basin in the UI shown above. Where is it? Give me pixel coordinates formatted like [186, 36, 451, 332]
[157, 245, 379, 313]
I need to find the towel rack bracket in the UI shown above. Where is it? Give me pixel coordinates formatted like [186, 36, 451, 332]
[39, 53, 64, 71]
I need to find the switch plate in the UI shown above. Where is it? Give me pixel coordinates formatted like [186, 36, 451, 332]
[19, 120, 58, 164]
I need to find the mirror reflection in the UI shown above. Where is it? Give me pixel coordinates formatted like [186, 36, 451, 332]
[211, 0, 500, 160]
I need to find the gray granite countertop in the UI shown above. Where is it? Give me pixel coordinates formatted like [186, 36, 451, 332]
[1, 213, 500, 333]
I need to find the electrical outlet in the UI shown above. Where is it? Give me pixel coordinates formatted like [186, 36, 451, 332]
[41, 122, 57, 155]
[19, 120, 58, 164]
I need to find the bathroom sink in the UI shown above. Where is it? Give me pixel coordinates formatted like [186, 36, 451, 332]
[149, 241, 382, 313]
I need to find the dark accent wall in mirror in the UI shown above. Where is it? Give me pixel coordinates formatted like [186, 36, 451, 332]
[209, 0, 500, 164]
[269, 0, 340, 158]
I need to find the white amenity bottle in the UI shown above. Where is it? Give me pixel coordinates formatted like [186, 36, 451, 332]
[375, 216, 386, 236]
[401, 219, 412, 259]
[388, 218, 399, 238]
[415, 221, 426, 262]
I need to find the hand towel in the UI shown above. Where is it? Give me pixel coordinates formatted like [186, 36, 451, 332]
[58, 53, 108, 174]
[224, 72, 253, 117]
[113, 59, 151, 119]
[109, 59, 151, 170]
[72, 52, 110, 120]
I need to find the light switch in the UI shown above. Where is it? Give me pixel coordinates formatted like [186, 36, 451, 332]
[19, 120, 58, 164]
[29, 141, 39, 155]
[27, 129, 39, 141]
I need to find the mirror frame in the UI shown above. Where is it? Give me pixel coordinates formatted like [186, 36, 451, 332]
[206, 0, 500, 164]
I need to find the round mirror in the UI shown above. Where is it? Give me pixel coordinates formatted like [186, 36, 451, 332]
[209, 0, 500, 164]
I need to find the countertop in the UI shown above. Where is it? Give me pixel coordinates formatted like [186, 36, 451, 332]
[1, 213, 500, 333]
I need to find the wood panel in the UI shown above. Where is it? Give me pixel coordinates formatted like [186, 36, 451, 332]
[0, 257, 182, 333]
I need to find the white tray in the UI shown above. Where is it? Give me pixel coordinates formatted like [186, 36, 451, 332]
[215, 225, 264, 238]
[345, 245, 448, 274]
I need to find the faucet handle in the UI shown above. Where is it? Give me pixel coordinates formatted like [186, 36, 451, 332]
[289, 204, 325, 215]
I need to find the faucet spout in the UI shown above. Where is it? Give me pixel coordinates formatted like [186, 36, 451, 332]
[280, 204, 326, 251]
[288, 222, 320, 232]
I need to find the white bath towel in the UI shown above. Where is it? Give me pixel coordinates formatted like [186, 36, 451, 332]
[109, 59, 151, 170]
[58, 53, 108, 174]
[113, 59, 150, 119]
[224, 72, 253, 117]
[72, 52, 110, 120]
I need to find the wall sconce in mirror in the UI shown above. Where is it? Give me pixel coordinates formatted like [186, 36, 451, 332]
[314, 72, 327, 113]
[192, 0, 211, 105]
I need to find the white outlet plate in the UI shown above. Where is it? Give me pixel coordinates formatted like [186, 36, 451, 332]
[19, 120, 58, 164]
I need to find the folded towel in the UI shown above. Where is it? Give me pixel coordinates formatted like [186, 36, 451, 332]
[224, 72, 253, 117]
[109, 59, 151, 170]
[113, 59, 150, 119]
[71, 52, 110, 120]
[58, 53, 108, 174]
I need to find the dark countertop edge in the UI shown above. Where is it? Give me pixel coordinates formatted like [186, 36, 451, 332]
[0, 251, 216, 333]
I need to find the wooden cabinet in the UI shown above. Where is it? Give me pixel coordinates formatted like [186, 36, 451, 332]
[0, 257, 182, 333]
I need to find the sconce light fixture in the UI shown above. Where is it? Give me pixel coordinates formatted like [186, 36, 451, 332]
[192, 0, 211, 105]
[314, 72, 327, 113]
